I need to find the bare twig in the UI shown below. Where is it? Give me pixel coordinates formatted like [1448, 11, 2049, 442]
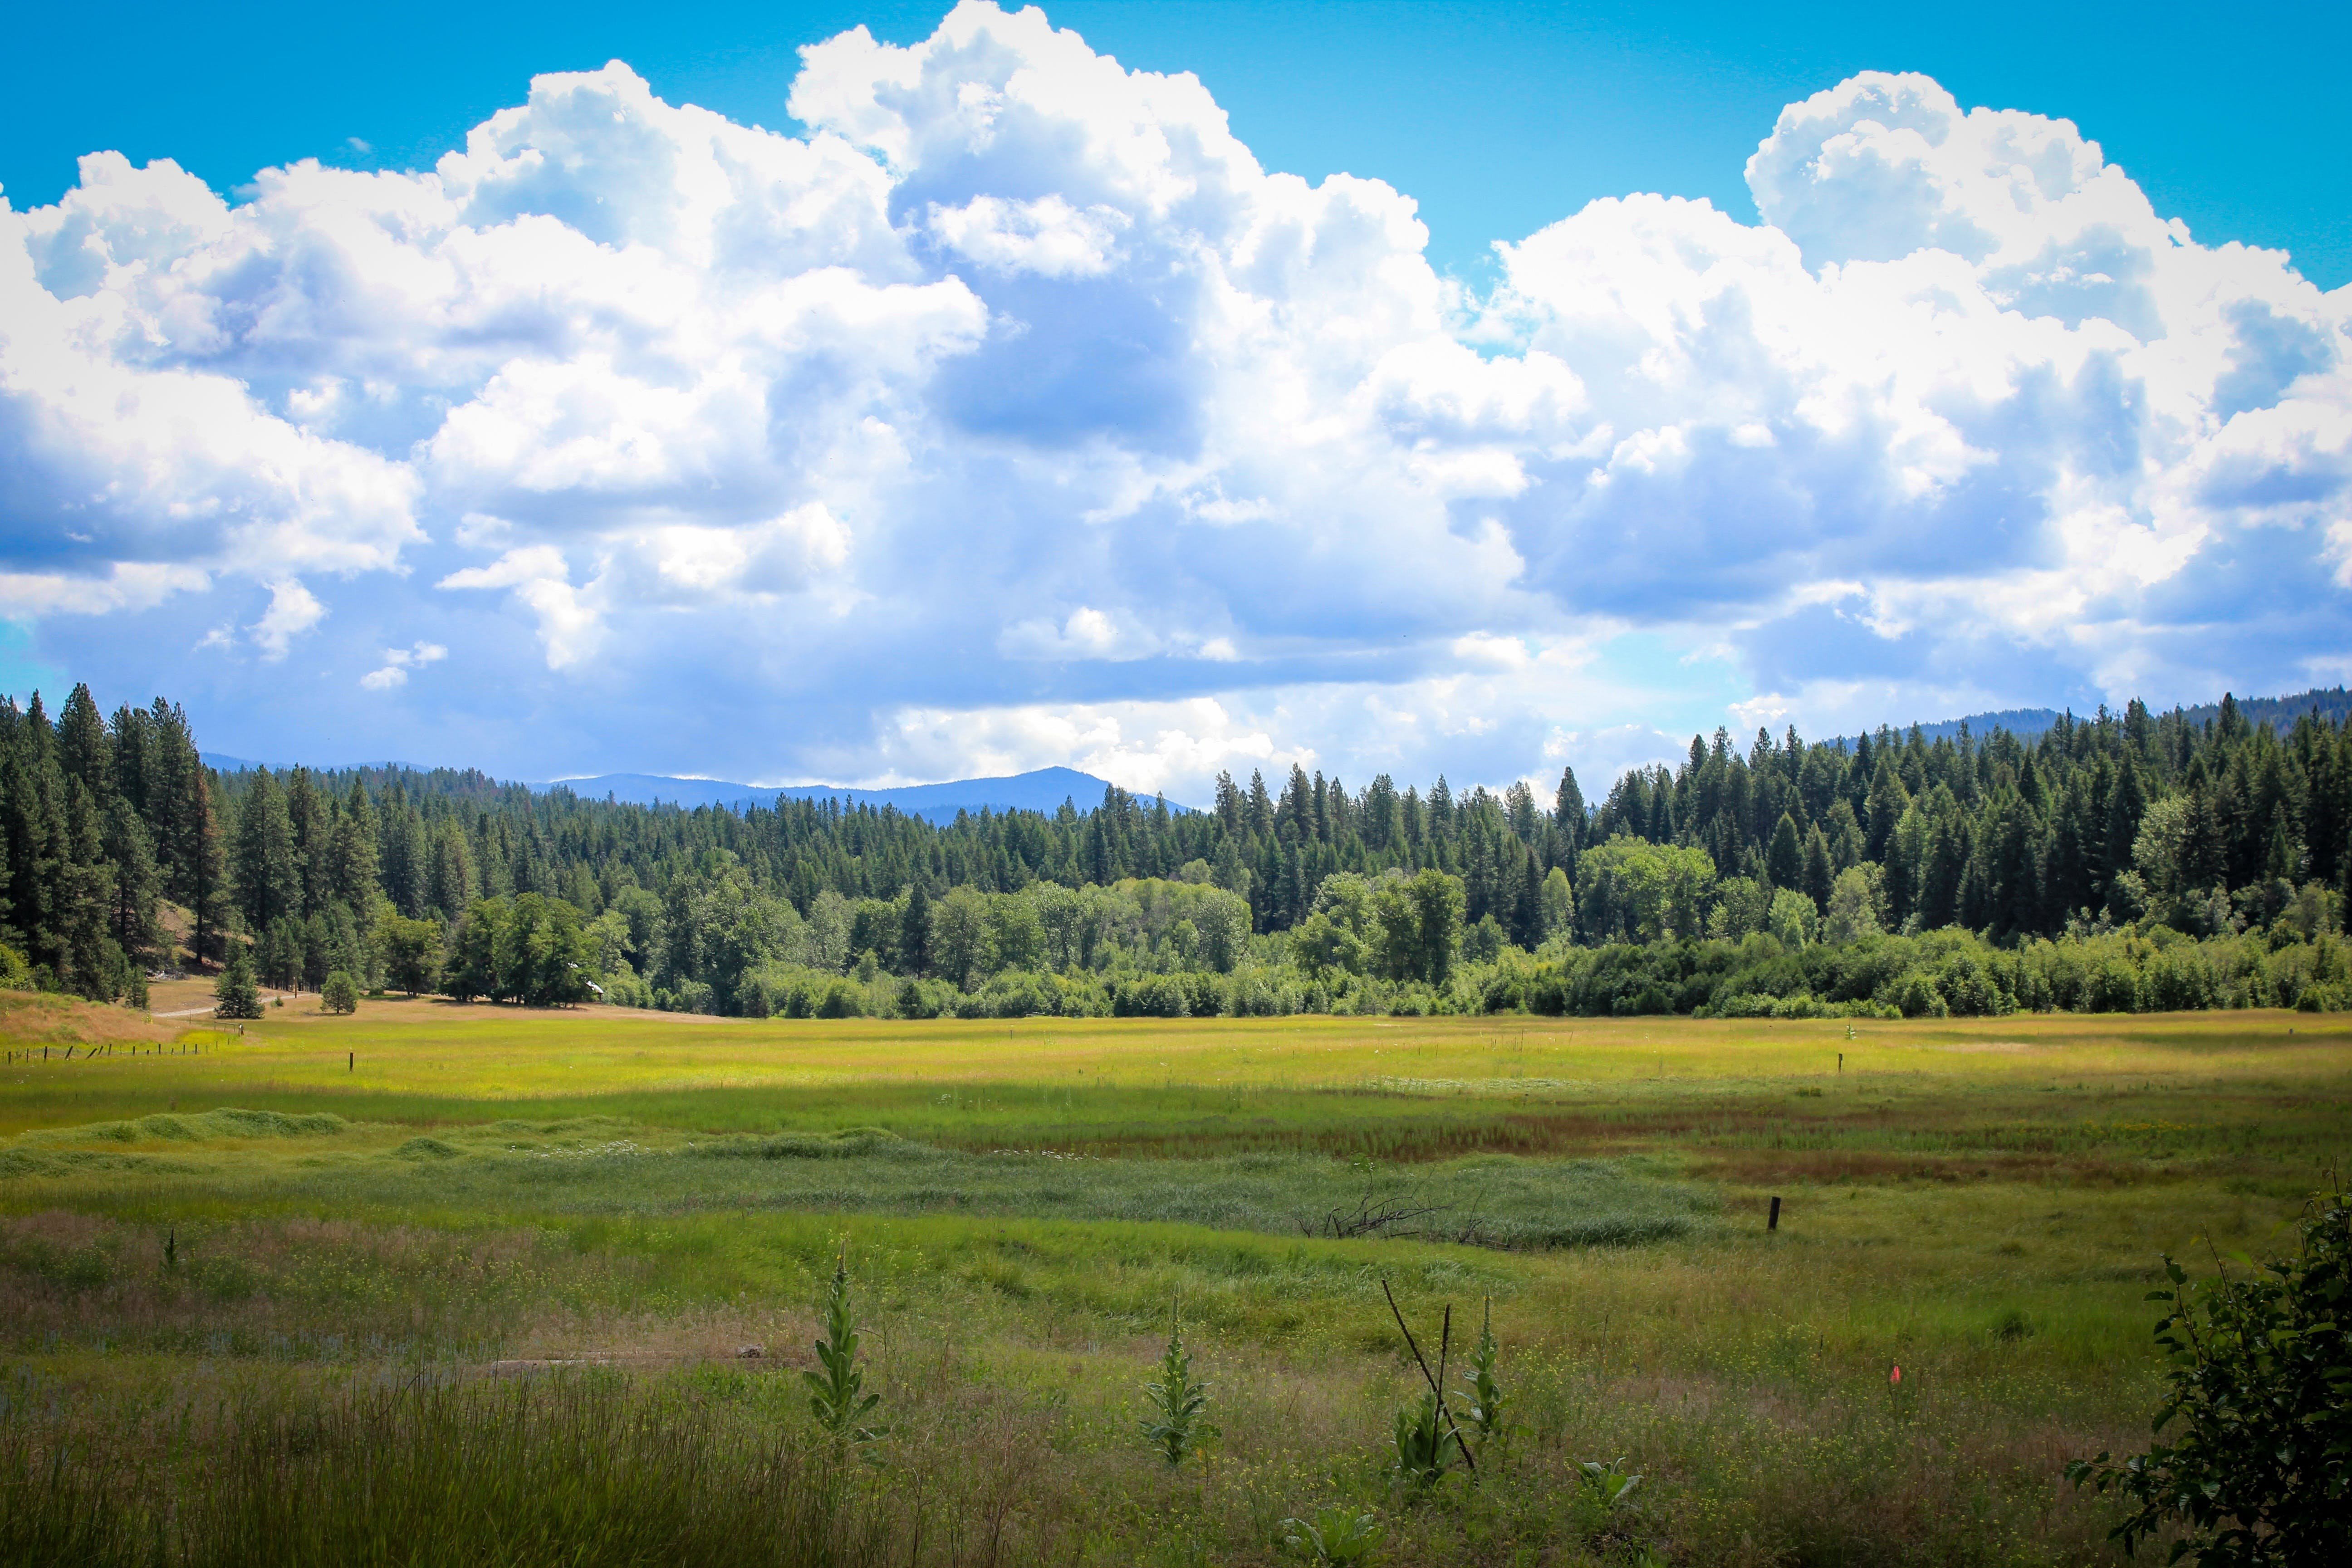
[1436, 1302, 1452, 1419]
[1380, 1279, 1477, 1475]
[1298, 1194, 1448, 1240]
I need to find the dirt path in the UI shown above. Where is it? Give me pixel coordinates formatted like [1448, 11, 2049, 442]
[153, 990, 309, 1019]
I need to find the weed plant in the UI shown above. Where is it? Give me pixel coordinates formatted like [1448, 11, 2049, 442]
[1279, 1505, 1382, 1563]
[805, 1249, 887, 1454]
[1391, 1390, 1464, 1494]
[1139, 1296, 1215, 1465]
[1458, 1294, 1506, 1452]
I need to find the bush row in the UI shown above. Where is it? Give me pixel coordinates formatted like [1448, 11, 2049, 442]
[599, 922, 2350, 1022]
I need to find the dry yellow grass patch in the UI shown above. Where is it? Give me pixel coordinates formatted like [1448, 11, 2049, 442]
[0, 990, 182, 1048]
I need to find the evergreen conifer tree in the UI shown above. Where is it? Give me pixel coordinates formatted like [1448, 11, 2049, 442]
[58, 779, 120, 997]
[214, 942, 261, 1019]
[184, 773, 230, 965]
[101, 795, 161, 965]
[231, 769, 301, 935]
[328, 783, 382, 910]
[1766, 813, 1803, 889]
[54, 684, 113, 798]
[1802, 825, 1835, 912]
[898, 882, 931, 976]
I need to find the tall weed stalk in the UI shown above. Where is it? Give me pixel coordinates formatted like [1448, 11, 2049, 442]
[1140, 1294, 1215, 1465]
[805, 1247, 888, 1456]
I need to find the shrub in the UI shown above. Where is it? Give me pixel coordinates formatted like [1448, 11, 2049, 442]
[815, 979, 865, 1019]
[1112, 973, 1192, 1018]
[1936, 951, 2005, 1015]
[662, 980, 718, 1015]
[2067, 1187, 2351, 1565]
[892, 976, 959, 1019]
[320, 971, 358, 1014]
[1883, 968, 1949, 1019]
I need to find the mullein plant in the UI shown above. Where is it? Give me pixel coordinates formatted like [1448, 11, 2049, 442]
[1139, 1297, 1215, 1466]
[1279, 1505, 1383, 1564]
[804, 1249, 886, 1457]
[1457, 1295, 1506, 1453]
[1380, 1281, 1476, 1494]
[1391, 1391, 1463, 1493]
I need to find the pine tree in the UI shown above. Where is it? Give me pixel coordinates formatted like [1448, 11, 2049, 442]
[1864, 755, 1910, 862]
[380, 788, 425, 916]
[139, 699, 199, 902]
[1246, 770, 1274, 838]
[184, 773, 230, 966]
[899, 882, 931, 976]
[55, 684, 113, 799]
[101, 794, 162, 966]
[327, 783, 382, 910]
[260, 916, 304, 990]
[0, 713, 57, 968]
[231, 769, 302, 935]
[1802, 826, 1834, 912]
[214, 941, 261, 1019]
[107, 703, 152, 822]
[425, 818, 472, 919]
[284, 767, 333, 916]
[1766, 813, 1803, 889]
[2179, 787, 2227, 893]
[1213, 770, 1242, 834]
[59, 779, 120, 998]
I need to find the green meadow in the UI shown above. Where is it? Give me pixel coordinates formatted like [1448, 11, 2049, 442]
[4, 998, 2347, 1566]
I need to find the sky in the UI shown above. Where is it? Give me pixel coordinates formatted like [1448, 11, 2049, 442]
[1, 0, 2347, 798]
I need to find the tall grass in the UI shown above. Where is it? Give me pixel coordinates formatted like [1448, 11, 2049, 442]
[2, 1008, 2336, 1564]
[0, 1376, 896, 1568]
[6, 1006, 2341, 1143]
[0, 1348, 2137, 1567]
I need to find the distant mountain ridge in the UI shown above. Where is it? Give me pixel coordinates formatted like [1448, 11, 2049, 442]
[202, 685, 2352, 812]
[200, 755, 1163, 823]
[1833, 686, 2352, 748]
[546, 766, 1184, 823]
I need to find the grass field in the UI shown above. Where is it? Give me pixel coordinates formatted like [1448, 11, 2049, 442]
[4, 997, 2347, 1565]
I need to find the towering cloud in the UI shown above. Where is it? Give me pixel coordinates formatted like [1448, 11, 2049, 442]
[1, 3, 2343, 790]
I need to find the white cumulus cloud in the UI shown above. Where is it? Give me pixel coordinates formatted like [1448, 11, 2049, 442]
[248, 578, 327, 658]
[2, 7, 2344, 794]
[360, 640, 448, 690]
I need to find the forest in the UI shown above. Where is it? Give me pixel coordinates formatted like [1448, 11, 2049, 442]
[5, 683, 2348, 1020]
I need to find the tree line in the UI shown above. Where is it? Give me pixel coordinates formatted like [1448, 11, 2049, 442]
[5, 683, 2347, 1020]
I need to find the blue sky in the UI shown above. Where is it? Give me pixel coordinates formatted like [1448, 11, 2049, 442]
[2, 1, 2347, 794]
[8, 2, 2347, 289]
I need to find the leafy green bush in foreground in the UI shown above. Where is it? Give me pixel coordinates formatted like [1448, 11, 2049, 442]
[2069, 1186, 2352, 1565]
